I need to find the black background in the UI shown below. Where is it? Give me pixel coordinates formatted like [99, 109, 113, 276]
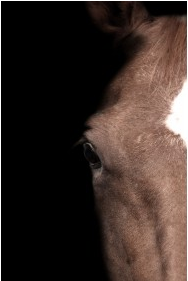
[2, 2, 186, 280]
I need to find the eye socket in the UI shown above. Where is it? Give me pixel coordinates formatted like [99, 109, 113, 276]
[83, 142, 102, 169]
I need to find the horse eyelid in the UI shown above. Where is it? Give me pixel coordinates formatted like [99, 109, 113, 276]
[73, 135, 89, 149]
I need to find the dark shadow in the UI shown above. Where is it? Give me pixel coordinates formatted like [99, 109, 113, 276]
[143, 1, 187, 16]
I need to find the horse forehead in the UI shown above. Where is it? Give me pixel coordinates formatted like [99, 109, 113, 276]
[86, 18, 186, 147]
[87, 79, 187, 149]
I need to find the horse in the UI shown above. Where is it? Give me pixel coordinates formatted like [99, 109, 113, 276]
[80, 2, 187, 280]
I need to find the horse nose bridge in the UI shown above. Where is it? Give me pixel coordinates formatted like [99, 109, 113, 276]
[95, 167, 186, 281]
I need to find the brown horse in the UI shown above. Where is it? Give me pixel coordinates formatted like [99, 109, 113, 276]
[80, 2, 187, 280]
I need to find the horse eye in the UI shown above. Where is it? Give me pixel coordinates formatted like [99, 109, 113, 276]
[83, 142, 101, 169]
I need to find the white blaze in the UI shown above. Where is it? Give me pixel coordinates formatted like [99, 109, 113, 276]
[165, 80, 187, 146]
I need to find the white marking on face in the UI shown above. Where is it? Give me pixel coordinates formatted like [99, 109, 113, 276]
[165, 80, 187, 146]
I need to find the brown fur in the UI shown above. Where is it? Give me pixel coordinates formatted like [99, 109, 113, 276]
[84, 2, 187, 280]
